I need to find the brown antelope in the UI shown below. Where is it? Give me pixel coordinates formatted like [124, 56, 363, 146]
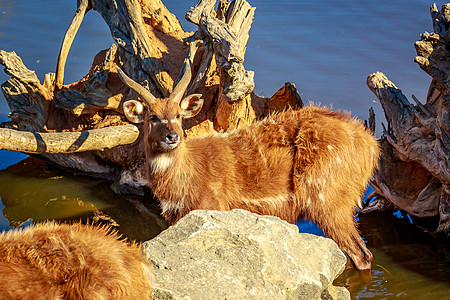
[117, 60, 380, 270]
[0, 222, 152, 300]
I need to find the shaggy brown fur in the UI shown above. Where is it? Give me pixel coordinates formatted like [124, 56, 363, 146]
[121, 67, 380, 270]
[124, 95, 380, 270]
[0, 223, 152, 300]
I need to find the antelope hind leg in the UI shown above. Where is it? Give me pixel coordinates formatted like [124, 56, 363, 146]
[309, 207, 373, 270]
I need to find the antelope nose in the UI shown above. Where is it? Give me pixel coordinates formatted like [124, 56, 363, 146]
[165, 131, 179, 144]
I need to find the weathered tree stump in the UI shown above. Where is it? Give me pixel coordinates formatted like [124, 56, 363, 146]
[0, 0, 302, 192]
[363, 3, 449, 237]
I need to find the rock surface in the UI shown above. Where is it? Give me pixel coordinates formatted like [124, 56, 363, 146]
[142, 209, 350, 299]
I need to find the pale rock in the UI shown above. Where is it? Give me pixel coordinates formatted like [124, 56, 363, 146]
[142, 209, 350, 300]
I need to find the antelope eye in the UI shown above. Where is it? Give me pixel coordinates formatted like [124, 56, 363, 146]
[149, 115, 159, 122]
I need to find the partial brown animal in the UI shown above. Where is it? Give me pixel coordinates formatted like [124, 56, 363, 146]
[0, 222, 152, 300]
[117, 59, 380, 270]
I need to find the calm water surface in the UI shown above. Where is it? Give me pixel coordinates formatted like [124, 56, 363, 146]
[0, 1, 449, 299]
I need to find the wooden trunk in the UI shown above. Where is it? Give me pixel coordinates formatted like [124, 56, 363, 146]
[0, 0, 302, 193]
[363, 4, 449, 237]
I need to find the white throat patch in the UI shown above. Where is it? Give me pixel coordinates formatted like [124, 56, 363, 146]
[150, 155, 173, 173]
[160, 200, 184, 214]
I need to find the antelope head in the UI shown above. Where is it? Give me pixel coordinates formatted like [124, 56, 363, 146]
[117, 65, 203, 153]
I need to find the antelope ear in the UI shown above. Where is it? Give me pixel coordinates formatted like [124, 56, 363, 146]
[123, 100, 145, 123]
[179, 94, 204, 118]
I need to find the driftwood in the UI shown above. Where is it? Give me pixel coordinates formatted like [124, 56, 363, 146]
[363, 4, 449, 237]
[0, 125, 138, 154]
[0, 0, 302, 191]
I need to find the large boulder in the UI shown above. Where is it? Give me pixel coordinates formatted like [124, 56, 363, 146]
[142, 209, 350, 299]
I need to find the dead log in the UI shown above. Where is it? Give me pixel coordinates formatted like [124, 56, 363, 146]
[364, 3, 449, 237]
[0, 125, 138, 154]
[186, 0, 257, 131]
[0, 0, 302, 192]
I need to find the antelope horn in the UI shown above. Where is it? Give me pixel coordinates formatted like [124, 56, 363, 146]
[169, 40, 202, 103]
[169, 59, 193, 103]
[116, 67, 157, 105]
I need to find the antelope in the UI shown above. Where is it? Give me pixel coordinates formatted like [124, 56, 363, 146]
[0, 222, 152, 299]
[117, 60, 380, 270]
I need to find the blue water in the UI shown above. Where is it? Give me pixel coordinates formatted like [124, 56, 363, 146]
[1, 0, 447, 134]
[1, 1, 449, 299]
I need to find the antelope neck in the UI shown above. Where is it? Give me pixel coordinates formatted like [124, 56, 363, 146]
[147, 142, 188, 175]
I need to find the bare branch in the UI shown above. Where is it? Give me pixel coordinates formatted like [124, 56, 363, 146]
[0, 50, 51, 131]
[55, 0, 90, 90]
[411, 94, 431, 117]
[368, 107, 376, 133]
[186, 0, 255, 102]
[367, 71, 449, 184]
[359, 197, 392, 214]
[186, 49, 214, 96]
[0, 125, 139, 154]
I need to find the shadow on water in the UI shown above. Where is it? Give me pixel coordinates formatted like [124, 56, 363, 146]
[0, 157, 168, 242]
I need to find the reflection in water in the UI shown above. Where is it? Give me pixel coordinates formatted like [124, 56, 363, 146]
[1, 158, 448, 299]
[0, 159, 449, 299]
[0, 158, 168, 241]
[336, 212, 450, 299]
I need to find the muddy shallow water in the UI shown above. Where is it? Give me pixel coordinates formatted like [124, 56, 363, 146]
[1, 0, 449, 299]
[0, 156, 448, 299]
[0, 157, 168, 241]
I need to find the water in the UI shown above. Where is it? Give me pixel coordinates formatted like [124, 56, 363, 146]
[1, 0, 449, 299]
[0, 157, 168, 239]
